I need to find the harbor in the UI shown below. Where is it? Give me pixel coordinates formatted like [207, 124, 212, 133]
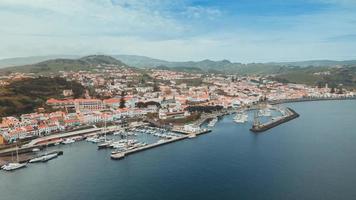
[250, 107, 300, 133]
[0, 104, 302, 171]
[0, 122, 213, 171]
[1, 99, 355, 200]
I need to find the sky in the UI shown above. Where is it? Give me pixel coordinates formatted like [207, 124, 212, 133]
[0, 0, 356, 62]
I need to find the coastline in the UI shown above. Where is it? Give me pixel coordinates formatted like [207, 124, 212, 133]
[268, 96, 356, 105]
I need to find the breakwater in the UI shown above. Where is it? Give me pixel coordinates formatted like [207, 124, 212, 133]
[250, 107, 299, 133]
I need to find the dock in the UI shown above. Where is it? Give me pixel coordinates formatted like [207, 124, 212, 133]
[171, 127, 212, 136]
[111, 135, 189, 160]
[250, 107, 299, 133]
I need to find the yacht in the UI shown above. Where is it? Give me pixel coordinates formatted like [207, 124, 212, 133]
[1, 146, 27, 171]
[2, 162, 27, 171]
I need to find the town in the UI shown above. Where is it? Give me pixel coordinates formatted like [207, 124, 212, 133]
[0, 63, 355, 145]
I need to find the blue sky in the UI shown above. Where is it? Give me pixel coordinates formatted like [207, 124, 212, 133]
[0, 0, 356, 62]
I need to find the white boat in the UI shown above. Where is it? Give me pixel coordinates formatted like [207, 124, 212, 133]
[207, 118, 218, 127]
[188, 134, 196, 138]
[98, 140, 113, 149]
[62, 138, 75, 144]
[1, 163, 27, 171]
[29, 153, 58, 163]
[32, 148, 40, 152]
[113, 131, 123, 136]
[111, 152, 125, 160]
[2, 146, 27, 171]
[259, 108, 271, 117]
[234, 113, 247, 123]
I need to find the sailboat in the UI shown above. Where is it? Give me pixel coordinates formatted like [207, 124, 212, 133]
[1, 145, 27, 171]
[98, 115, 112, 149]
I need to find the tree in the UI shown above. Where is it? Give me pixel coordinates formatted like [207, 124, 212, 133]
[153, 80, 160, 92]
[119, 91, 126, 108]
[330, 87, 335, 93]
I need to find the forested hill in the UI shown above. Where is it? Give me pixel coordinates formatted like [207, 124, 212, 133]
[0, 55, 129, 74]
[0, 77, 85, 117]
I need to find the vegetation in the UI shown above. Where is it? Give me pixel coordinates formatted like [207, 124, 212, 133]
[136, 101, 160, 108]
[119, 91, 126, 109]
[271, 66, 356, 89]
[0, 55, 129, 75]
[186, 105, 224, 113]
[0, 77, 85, 117]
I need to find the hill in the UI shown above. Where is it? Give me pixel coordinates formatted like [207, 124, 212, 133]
[0, 55, 129, 74]
[2, 54, 356, 75]
[114, 55, 356, 75]
[271, 66, 356, 89]
[0, 77, 85, 117]
[0, 55, 80, 68]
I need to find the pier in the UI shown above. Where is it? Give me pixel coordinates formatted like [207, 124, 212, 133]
[111, 135, 189, 159]
[250, 107, 299, 133]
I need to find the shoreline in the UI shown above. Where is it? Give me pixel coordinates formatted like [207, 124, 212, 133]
[1, 97, 355, 161]
[268, 96, 356, 105]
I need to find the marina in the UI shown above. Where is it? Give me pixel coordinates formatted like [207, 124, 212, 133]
[1, 100, 355, 200]
[0, 104, 301, 171]
[250, 107, 300, 133]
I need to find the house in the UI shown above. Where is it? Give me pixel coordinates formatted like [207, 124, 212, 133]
[0, 134, 5, 145]
[74, 99, 105, 112]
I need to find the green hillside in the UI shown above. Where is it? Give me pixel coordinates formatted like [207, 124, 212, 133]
[0, 77, 85, 117]
[0, 55, 129, 74]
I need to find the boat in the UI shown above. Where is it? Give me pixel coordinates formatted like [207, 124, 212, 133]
[113, 131, 122, 136]
[32, 148, 40, 152]
[85, 136, 97, 142]
[111, 152, 125, 160]
[207, 118, 218, 127]
[97, 140, 113, 149]
[1, 162, 27, 171]
[29, 153, 58, 163]
[61, 138, 75, 144]
[1, 146, 27, 171]
[188, 134, 196, 138]
[234, 113, 247, 123]
[259, 108, 271, 117]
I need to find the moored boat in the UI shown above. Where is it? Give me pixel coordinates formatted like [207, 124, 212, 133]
[1, 163, 27, 171]
[29, 153, 58, 163]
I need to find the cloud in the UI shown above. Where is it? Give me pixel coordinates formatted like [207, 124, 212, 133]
[183, 6, 222, 19]
[0, 0, 355, 62]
